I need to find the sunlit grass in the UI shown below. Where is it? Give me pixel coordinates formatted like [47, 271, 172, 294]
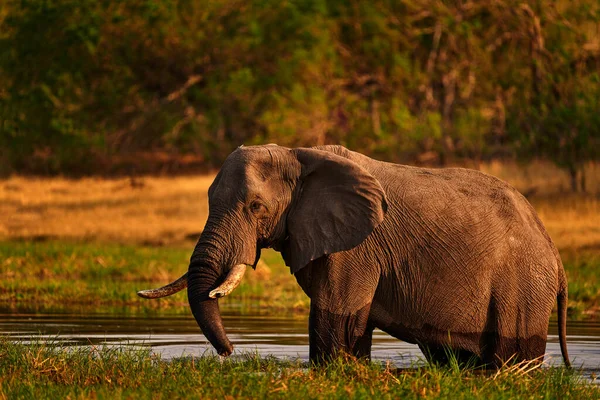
[0, 175, 215, 245]
[562, 250, 600, 319]
[0, 339, 596, 399]
[482, 160, 599, 196]
[0, 241, 306, 314]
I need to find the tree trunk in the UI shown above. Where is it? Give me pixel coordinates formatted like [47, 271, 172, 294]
[568, 164, 578, 193]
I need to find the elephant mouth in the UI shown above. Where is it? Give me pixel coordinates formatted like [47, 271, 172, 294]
[137, 264, 247, 299]
[138, 238, 262, 300]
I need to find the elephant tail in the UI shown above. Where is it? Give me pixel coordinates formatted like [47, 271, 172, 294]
[557, 264, 571, 368]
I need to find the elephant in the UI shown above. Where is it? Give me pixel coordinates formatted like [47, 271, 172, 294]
[138, 144, 570, 368]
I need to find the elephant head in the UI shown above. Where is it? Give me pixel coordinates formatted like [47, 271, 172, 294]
[137, 145, 387, 356]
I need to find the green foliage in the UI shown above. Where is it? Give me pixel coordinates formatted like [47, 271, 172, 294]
[0, 0, 104, 173]
[0, 1, 598, 178]
[506, 1, 600, 191]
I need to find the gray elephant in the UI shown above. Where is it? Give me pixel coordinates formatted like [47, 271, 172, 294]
[138, 144, 570, 368]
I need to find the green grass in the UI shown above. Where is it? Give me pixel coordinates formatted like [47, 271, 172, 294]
[562, 250, 600, 319]
[0, 340, 596, 399]
[0, 240, 307, 315]
[0, 240, 598, 319]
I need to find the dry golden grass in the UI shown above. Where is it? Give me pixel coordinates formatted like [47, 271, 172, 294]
[481, 161, 600, 251]
[0, 160, 598, 251]
[0, 175, 215, 246]
[481, 160, 599, 196]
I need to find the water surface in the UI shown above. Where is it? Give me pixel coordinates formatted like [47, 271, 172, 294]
[1, 311, 598, 383]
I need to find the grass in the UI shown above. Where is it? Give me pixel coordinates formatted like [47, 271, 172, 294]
[0, 339, 597, 399]
[561, 250, 600, 319]
[0, 240, 308, 314]
[0, 175, 214, 246]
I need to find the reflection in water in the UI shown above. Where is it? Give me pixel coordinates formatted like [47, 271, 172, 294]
[1, 311, 598, 383]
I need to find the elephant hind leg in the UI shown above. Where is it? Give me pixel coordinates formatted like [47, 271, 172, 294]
[491, 334, 547, 367]
[481, 296, 548, 368]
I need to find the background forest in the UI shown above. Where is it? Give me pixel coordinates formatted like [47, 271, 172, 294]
[0, 0, 599, 190]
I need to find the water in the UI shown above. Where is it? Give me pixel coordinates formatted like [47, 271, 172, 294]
[1, 311, 598, 383]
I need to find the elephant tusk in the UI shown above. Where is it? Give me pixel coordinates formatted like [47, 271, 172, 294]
[209, 264, 247, 299]
[137, 273, 188, 299]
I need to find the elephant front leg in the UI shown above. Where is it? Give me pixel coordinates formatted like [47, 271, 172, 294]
[309, 302, 374, 364]
[307, 255, 379, 365]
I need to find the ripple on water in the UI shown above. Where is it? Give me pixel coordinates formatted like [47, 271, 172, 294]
[1, 312, 598, 384]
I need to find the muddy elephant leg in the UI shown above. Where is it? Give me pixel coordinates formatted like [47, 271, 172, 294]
[481, 294, 549, 368]
[307, 256, 379, 365]
[489, 328, 548, 368]
[352, 322, 375, 359]
[309, 303, 373, 363]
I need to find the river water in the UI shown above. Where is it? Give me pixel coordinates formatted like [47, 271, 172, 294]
[1, 311, 598, 383]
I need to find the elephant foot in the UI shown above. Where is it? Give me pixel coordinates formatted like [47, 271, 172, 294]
[309, 304, 374, 365]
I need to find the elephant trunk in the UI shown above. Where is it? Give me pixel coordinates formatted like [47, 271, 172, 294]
[187, 260, 233, 356]
[137, 216, 253, 357]
[186, 227, 243, 357]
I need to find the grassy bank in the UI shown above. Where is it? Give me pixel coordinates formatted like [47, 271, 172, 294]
[0, 340, 596, 399]
[0, 240, 598, 319]
[0, 241, 306, 314]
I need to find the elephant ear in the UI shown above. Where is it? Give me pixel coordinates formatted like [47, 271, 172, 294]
[283, 148, 387, 274]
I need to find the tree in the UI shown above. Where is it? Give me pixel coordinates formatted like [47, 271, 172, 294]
[507, 1, 600, 191]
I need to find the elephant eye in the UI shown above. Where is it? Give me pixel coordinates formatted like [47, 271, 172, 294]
[249, 200, 267, 217]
